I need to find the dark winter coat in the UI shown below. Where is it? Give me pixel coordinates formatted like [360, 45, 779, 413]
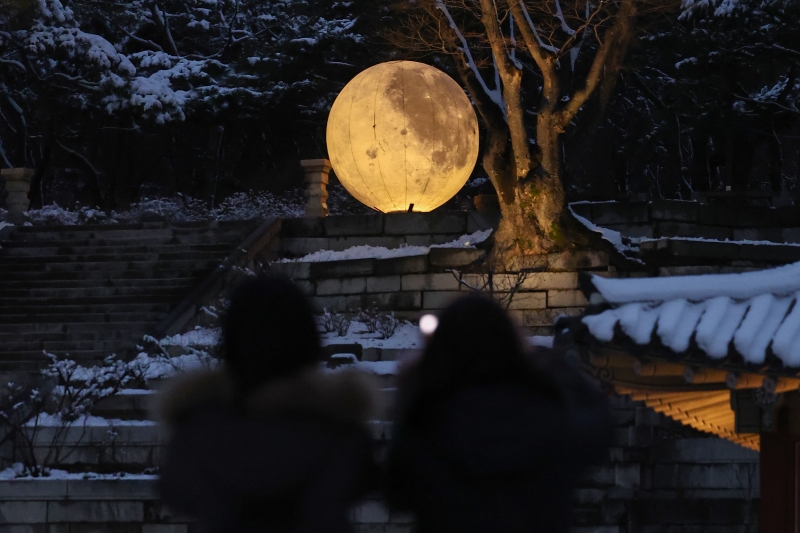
[158, 368, 379, 533]
[386, 349, 614, 533]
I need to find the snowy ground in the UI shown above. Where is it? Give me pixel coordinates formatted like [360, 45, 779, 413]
[321, 320, 422, 349]
[26, 413, 156, 427]
[0, 465, 158, 481]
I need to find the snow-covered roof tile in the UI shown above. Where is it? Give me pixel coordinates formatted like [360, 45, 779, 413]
[591, 261, 800, 304]
[579, 261, 800, 368]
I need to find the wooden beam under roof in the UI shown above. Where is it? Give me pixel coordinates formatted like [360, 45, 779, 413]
[580, 346, 800, 452]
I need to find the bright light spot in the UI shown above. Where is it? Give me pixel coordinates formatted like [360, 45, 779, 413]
[419, 314, 438, 335]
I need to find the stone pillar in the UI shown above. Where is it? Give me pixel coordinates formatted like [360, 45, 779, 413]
[1, 168, 33, 223]
[300, 159, 331, 217]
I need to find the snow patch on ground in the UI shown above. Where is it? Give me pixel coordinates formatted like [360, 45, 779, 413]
[325, 360, 399, 376]
[117, 388, 154, 395]
[529, 336, 554, 348]
[132, 352, 218, 381]
[158, 327, 219, 347]
[0, 463, 157, 480]
[26, 413, 157, 427]
[322, 320, 421, 349]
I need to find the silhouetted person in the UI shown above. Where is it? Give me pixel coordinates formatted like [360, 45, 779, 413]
[159, 275, 378, 533]
[386, 295, 613, 533]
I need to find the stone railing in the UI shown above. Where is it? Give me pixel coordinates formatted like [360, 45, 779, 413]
[570, 199, 800, 242]
[150, 218, 282, 339]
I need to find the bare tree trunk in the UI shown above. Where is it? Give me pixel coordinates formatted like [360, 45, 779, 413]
[420, 0, 637, 269]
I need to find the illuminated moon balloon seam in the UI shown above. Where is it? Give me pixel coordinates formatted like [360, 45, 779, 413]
[326, 60, 480, 213]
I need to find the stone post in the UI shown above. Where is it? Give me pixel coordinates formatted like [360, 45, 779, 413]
[300, 159, 331, 217]
[1, 168, 34, 223]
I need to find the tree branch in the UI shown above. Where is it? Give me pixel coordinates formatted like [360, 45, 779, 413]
[480, 0, 531, 178]
[557, 0, 635, 127]
[54, 139, 104, 201]
[0, 59, 26, 73]
[149, 1, 180, 57]
[434, 0, 505, 111]
[508, 2, 555, 84]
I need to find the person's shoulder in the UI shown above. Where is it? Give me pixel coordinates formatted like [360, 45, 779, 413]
[247, 368, 380, 429]
[156, 369, 236, 427]
[157, 366, 381, 430]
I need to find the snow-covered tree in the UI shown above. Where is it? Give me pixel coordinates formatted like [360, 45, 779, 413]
[0, 0, 382, 207]
[592, 0, 800, 196]
[390, 0, 667, 264]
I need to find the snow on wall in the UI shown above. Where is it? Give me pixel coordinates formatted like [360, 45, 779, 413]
[284, 229, 492, 263]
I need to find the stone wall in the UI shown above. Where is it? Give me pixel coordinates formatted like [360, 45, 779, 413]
[0, 479, 411, 533]
[0, 398, 758, 533]
[271, 212, 611, 335]
[0, 210, 762, 532]
[572, 395, 759, 533]
[279, 211, 501, 257]
[571, 199, 800, 245]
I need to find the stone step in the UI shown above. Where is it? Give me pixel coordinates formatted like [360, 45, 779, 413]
[3, 339, 148, 353]
[0, 268, 211, 282]
[0, 321, 154, 334]
[24, 416, 394, 470]
[0, 293, 180, 307]
[0, 350, 131, 362]
[0, 259, 222, 273]
[0, 277, 199, 290]
[0, 251, 228, 265]
[0, 304, 173, 318]
[4, 233, 218, 247]
[0, 311, 167, 324]
[0, 285, 192, 299]
[14, 218, 255, 233]
[92, 390, 155, 420]
[0, 330, 145, 343]
[8, 223, 256, 242]
[1, 243, 235, 257]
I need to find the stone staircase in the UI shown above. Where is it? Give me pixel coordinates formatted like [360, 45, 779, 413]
[0, 219, 261, 373]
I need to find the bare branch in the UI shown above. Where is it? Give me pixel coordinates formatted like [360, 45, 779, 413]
[435, 0, 505, 110]
[516, 2, 558, 54]
[554, 0, 576, 35]
[149, 1, 180, 57]
[508, 2, 553, 73]
[0, 59, 26, 73]
[480, 0, 531, 177]
[54, 139, 104, 201]
[0, 137, 12, 168]
[558, 0, 636, 127]
[773, 44, 800, 57]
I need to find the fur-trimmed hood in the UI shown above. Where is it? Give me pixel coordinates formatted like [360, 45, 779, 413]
[158, 366, 379, 429]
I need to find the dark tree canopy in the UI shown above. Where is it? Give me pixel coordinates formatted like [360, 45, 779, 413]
[0, 0, 387, 208]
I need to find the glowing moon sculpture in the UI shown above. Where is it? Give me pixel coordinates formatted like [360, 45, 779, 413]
[326, 61, 479, 213]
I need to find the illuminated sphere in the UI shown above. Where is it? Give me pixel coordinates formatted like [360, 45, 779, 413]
[326, 61, 479, 213]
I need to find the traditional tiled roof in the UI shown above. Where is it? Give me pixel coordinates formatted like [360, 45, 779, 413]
[576, 261, 800, 372]
[559, 262, 800, 451]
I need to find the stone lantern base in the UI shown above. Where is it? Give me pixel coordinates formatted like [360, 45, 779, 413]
[1, 168, 34, 224]
[301, 159, 331, 217]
